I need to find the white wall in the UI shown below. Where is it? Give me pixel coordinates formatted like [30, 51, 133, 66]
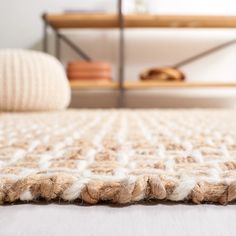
[1, 0, 236, 107]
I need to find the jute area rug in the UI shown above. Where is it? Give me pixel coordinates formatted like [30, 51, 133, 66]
[0, 109, 236, 205]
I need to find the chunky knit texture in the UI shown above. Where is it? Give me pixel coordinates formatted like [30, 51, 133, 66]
[0, 49, 71, 111]
[1, 109, 236, 205]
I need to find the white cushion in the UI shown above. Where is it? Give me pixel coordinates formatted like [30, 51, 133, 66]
[0, 49, 71, 111]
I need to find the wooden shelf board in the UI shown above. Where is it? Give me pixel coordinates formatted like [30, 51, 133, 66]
[124, 81, 236, 89]
[45, 14, 236, 29]
[70, 80, 236, 90]
[70, 80, 119, 89]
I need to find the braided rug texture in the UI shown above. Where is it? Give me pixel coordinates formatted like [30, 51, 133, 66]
[1, 109, 236, 205]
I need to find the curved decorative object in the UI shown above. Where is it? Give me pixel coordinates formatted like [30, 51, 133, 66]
[140, 67, 185, 82]
[0, 49, 71, 111]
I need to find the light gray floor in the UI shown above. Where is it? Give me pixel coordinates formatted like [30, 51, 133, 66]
[70, 89, 236, 108]
[0, 203, 235, 236]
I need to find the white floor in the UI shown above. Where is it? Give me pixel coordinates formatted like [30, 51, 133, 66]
[70, 89, 236, 108]
[0, 203, 235, 236]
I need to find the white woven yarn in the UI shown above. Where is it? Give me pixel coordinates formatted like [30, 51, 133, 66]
[0, 49, 71, 111]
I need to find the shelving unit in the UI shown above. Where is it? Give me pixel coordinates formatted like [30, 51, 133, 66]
[42, 0, 236, 107]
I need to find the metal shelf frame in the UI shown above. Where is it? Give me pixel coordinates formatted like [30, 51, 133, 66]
[42, 1, 236, 107]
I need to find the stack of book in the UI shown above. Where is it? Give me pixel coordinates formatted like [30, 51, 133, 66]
[67, 61, 112, 82]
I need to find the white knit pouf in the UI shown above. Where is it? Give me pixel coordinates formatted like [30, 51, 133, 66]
[0, 49, 71, 111]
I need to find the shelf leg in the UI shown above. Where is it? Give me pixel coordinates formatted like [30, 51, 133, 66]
[55, 31, 61, 60]
[118, 0, 125, 108]
[43, 15, 48, 53]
